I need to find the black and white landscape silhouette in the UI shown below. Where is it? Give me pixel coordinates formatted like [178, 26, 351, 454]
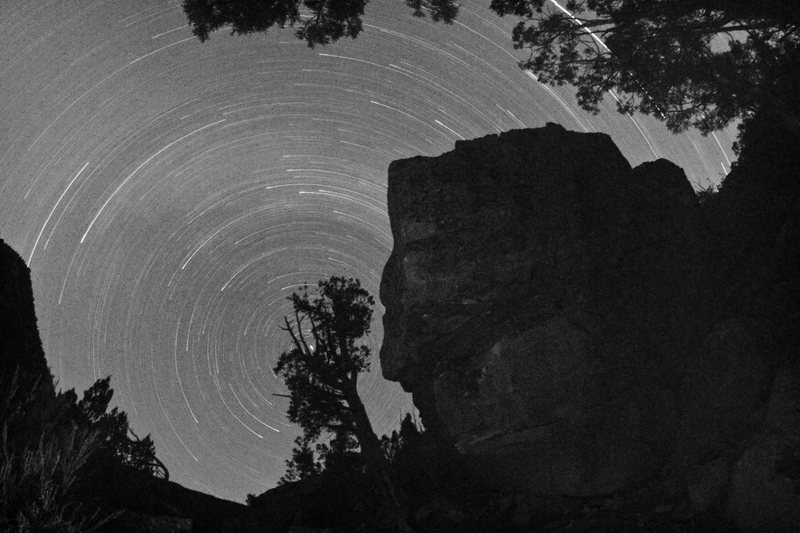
[1, 1, 798, 531]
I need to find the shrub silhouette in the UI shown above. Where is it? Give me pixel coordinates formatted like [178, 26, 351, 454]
[0, 369, 166, 531]
[0, 371, 111, 531]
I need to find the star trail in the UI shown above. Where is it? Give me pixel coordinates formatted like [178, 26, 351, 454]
[0, 0, 735, 501]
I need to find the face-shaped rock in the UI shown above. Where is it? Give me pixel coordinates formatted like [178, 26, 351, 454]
[378, 125, 720, 496]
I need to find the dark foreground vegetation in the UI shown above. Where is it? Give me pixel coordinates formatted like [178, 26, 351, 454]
[0, 240, 252, 532]
[0, 364, 251, 532]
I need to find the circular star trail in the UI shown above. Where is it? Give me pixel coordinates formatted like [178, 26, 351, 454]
[0, 0, 735, 501]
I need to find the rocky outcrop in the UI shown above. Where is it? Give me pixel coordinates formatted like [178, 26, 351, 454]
[379, 124, 779, 504]
[0, 237, 53, 392]
[728, 364, 800, 532]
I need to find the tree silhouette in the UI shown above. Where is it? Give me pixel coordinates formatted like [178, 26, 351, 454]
[183, 0, 799, 136]
[491, 0, 800, 133]
[76, 377, 169, 479]
[274, 276, 410, 530]
[182, 0, 368, 46]
[280, 436, 323, 484]
[181, 0, 458, 46]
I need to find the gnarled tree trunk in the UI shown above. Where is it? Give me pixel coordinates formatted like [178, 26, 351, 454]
[345, 375, 412, 532]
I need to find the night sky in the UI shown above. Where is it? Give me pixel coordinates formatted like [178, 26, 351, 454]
[1, 0, 735, 502]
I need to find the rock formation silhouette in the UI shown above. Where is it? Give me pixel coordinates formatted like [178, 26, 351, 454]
[380, 123, 799, 530]
[0, 238, 54, 395]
